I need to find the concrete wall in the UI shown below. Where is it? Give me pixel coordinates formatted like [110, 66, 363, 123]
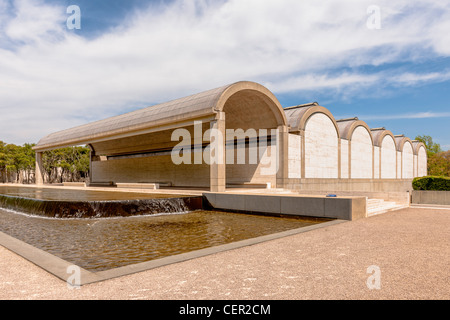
[285, 178, 412, 205]
[411, 190, 450, 205]
[286, 178, 412, 192]
[350, 126, 373, 179]
[203, 192, 367, 220]
[304, 113, 339, 178]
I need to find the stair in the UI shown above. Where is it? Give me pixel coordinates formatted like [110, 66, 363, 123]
[367, 198, 409, 216]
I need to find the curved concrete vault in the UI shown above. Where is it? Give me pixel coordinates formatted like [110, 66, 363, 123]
[33, 81, 427, 192]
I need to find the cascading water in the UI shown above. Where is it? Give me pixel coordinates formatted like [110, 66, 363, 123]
[0, 190, 203, 218]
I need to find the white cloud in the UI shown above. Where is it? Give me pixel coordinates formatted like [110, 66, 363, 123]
[2, 0, 65, 43]
[1, 0, 450, 144]
[349, 111, 450, 121]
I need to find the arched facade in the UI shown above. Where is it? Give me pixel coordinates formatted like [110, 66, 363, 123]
[284, 105, 340, 179]
[412, 141, 428, 177]
[395, 136, 414, 179]
[372, 129, 397, 179]
[337, 119, 373, 179]
[33, 80, 426, 192]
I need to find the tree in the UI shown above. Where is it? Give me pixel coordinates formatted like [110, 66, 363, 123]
[428, 150, 450, 177]
[43, 146, 90, 183]
[415, 135, 442, 156]
[0, 141, 7, 182]
[415, 135, 450, 177]
[0, 139, 90, 184]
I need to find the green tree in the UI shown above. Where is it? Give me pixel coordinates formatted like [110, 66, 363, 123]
[415, 135, 442, 156]
[428, 150, 450, 177]
[43, 146, 90, 183]
[0, 141, 7, 182]
[416, 135, 450, 177]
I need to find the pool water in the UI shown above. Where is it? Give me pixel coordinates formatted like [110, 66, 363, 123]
[0, 208, 327, 271]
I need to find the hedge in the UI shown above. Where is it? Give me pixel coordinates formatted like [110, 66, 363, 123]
[412, 176, 450, 191]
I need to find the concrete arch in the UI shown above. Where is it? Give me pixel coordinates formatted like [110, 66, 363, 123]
[412, 141, 427, 155]
[215, 82, 289, 188]
[371, 128, 397, 148]
[283, 104, 340, 179]
[284, 104, 340, 138]
[395, 136, 414, 179]
[302, 108, 339, 179]
[371, 129, 397, 179]
[337, 118, 374, 145]
[337, 118, 374, 179]
[33, 81, 289, 190]
[412, 141, 428, 177]
[394, 135, 413, 152]
[215, 81, 287, 129]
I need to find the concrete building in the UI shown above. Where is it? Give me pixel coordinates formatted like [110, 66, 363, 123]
[33, 81, 427, 193]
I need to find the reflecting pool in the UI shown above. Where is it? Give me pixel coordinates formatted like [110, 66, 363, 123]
[0, 208, 328, 271]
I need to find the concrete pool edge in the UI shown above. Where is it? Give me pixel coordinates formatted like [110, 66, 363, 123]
[0, 219, 346, 286]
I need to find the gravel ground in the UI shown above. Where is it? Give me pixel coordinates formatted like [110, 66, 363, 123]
[0, 206, 448, 300]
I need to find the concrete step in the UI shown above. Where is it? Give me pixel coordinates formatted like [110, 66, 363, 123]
[367, 198, 409, 216]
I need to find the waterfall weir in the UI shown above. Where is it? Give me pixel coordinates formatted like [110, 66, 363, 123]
[0, 187, 203, 218]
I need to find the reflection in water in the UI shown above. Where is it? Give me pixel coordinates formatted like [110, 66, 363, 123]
[0, 208, 328, 271]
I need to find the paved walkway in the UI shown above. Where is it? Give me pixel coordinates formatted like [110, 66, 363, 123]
[0, 206, 448, 300]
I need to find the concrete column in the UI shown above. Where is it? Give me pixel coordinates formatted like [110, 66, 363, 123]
[35, 152, 44, 185]
[88, 144, 95, 185]
[337, 138, 341, 179]
[210, 112, 226, 192]
[276, 124, 289, 189]
[300, 129, 305, 179]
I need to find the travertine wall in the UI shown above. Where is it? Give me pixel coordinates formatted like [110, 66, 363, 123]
[340, 139, 349, 179]
[284, 106, 426, 190]
[288, 134, 301, 179]
[380, 135, 397, 179]
[92, 153, 210, 187]
[92, 142, 279, 187]
[417, 146, 427, 177]
[402, 141, 414, 179]
[350, 126, 373, 179]
[226, 142, 277, 185]
[373, 146, 380, 179]
[304, 113, 339, 178]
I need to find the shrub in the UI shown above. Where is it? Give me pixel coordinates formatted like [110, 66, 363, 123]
[412, 176, 450, 191]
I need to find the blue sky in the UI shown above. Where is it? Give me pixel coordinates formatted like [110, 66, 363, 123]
[0, 0, 449, 150]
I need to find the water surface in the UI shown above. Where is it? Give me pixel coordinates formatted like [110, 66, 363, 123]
[0, 208, 328, 271]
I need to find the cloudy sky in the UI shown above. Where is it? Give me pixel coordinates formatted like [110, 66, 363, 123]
[0, 0, 449, 150]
